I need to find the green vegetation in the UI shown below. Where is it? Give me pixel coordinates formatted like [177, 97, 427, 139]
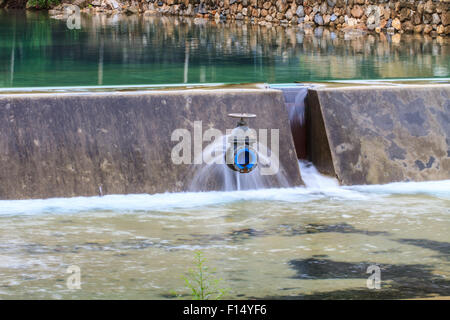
[26, 0, 59, 9]
[180, 251, 229, 300]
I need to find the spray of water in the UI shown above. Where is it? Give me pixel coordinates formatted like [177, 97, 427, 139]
[288, 88, 308, 127]
[298, 160, 339, 189]
[1, 161, 449, 216]
[189, 134, 289, 192]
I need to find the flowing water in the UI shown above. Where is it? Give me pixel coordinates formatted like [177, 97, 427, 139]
[0, 162, 448, 299]
[0, 10, 449, 88]
[189, 134, 289, 192]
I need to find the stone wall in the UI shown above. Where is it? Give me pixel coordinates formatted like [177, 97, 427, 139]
[52, 0, 450, 35]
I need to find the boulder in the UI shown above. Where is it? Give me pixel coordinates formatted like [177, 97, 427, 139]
[442, 11, 450, 26]
[106, 0, 119, 10]
[445, 26, 450, 35]
[392, 18, 401, 30]
[126, 6, 138, 14]
[423, 24, 433, 34]
[432, 13, 441, 25]
[296, 5, 304, 17]
[314, 13, 324, 25]
[72, 0, 89, 8]
[424, 0, 434, 14]
[412, 12, 422, 25]
[285, 9, 293, 20]
[423, 13, 432, 24]
[366, 14, 376, 30]
[276, 0, 286, 13]
[413, 24, 423, 33]
[417, 3, 424, 15]
[346, 17, 357, 27]
[327, 0, 336, 8]
[399, 8, 410, 22]
[319, 2, 327, 15]
[402, 21, 414, 33]
[351, 5, 363, 19]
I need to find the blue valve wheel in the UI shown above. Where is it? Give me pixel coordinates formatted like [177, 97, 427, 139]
[234, 147, 257, 172]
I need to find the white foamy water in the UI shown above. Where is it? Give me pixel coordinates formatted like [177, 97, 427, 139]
[298, 160, 339, 189]
[189, 134, 289, 192]
[0, 162, 449, 216]
[344, 180, 450, 197]
[0, 188, 344, 216]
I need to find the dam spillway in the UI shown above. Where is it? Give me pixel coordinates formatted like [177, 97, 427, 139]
[0, 83, 449, 200]
[306, 84, 450, 185]
[0, 88, 302, 199]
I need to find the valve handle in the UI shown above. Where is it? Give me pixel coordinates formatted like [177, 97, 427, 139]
[228, 113, 257, 119]
[228, 113, 256, 127]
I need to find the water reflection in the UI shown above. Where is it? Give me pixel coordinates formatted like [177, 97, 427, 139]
[0, 10, 449, 87]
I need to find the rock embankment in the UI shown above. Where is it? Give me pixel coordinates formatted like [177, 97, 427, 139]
[14, 0, 450, 36]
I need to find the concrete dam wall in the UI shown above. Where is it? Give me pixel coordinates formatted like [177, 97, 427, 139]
[1, 84, 449, 200]
[0, 89, 302, 200]
[305, 84, 450, 185]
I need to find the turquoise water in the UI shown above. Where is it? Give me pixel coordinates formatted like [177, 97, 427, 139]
[0, 10, 449, 88]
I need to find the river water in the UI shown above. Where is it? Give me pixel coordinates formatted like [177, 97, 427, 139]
[0, 10, 449, 87]
[0, 162, 448, 299]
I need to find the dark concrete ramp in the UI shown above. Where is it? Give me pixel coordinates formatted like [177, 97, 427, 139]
[0, 89, 302, 200]
[277, 86, 309, 160]
[307, 85, 450, 185]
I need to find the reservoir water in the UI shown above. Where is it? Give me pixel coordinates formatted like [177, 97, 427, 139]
[0, 10, 449, 88]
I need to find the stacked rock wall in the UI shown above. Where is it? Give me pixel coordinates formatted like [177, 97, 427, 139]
[65, 0, 450, 35]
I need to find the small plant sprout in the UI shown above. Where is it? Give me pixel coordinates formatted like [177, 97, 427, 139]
[182, 251, 229, 300]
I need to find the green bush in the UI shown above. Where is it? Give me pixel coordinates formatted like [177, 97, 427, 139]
[181, 251, 229, 300]
[27, 0, 60, 9]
